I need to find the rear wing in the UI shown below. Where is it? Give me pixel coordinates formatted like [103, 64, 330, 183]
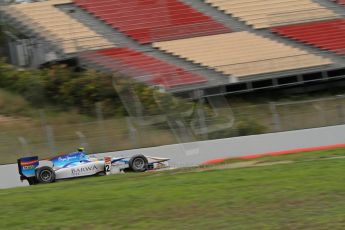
[17, 156, 39, 182]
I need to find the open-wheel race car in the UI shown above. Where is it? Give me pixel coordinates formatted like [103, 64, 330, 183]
[17, 149, 169, 185]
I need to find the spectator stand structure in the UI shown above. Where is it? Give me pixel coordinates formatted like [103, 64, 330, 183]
[272, 19, 345, 55]
[334, 0, 345, 6]
[153, 32, 333, 82]
[8, 0, 114, 53]
[203, 0, 339, 29]
[1, 0, 345, 97]
[73, 0, 231, 44]
[1, 0, 114, 65]
[80, 47, 208, 89]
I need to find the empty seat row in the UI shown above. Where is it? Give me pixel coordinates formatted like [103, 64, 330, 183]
[5, 0, 113, 54]
[79, 47, 207, 88]
[153, 32, 332, 78]
[73, 0, 231, 44]
[204, 0, 339, 29]
[272, 19, 345, 55]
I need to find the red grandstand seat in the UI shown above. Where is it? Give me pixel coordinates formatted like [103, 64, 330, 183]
[73, 0, 231, 44]
[335, 0, 345, 5]
[272, 19, 345, 55]
[80, 47, 207, 88]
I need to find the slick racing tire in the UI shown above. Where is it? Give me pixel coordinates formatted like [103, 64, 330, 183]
[129, 155, 148, 172]
[36, 166, 56, 184]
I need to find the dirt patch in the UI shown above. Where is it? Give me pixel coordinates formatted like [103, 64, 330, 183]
[195, 160, 294, 172]
[152, 155, 345, 178]
[0, 115, 30, 124]
[0, 115, 15, 123]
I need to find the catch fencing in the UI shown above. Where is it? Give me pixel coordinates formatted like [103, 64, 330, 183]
[1, 94, 345, 164]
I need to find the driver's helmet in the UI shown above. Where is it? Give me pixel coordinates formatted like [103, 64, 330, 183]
[77, 147, 85, 152]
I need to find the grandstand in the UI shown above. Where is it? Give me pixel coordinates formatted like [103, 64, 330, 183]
[80, 47, 208, 88]
[4, 0, 113, 54]
[73, 0, 231, 44]
[153, 32, 332, 79]
[204, 0, 339, 28]
[335, 0, 345, 5]
[272, 19, 345, 55]
[0, 0, 344, 96]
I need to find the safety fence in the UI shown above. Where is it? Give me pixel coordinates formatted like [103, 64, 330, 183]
[1, 93, 345, 164]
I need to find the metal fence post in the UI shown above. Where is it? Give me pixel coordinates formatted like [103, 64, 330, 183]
[39, 110, 56, 153]
[95, 102, 109, 150]
[126, 117, 139, 148]
[336, 95, 345, 124]
[75, 131, 88, 151]
[195, 98, 208, 140]
[45, 125, 56, 152]
[18, 136, 29, 155]
[270, 102, 281, 132]
[314, 102, 327, 127]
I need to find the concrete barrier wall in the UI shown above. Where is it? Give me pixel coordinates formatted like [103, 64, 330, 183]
[1, 124, 345, 189]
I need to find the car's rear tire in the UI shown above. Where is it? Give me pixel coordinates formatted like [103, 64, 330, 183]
[36, 166, 55, 183]
[129, 155, 148, 172]
[27, 177, 37, 185]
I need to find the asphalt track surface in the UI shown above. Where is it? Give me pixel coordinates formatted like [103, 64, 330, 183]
[1, 124, 345, 189]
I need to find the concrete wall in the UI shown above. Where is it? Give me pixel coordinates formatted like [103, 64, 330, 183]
[1, 124, 345, 189]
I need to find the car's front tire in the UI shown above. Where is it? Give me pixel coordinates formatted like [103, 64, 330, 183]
[35, 166, 56, 184]
[129, 155, 148, 172]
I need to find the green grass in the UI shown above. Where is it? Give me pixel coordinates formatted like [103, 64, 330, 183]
[0, 89, 36, 116]
[1, 149, 345, 229]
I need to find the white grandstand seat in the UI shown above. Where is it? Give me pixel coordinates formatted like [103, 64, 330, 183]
[204, 0, 339, 28]
[5, 0, 114, 54]
[153, 32, 332, 78]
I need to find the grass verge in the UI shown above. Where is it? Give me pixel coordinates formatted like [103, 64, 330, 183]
[1, 148, 345, 229]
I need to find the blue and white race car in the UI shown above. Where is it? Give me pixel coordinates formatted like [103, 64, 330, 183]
[17, 149, 169, 185]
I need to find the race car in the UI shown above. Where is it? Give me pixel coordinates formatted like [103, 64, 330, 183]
[17, 149, 169, 185]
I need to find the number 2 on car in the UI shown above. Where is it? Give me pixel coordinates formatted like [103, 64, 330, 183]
[104, 157, 112, 175]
